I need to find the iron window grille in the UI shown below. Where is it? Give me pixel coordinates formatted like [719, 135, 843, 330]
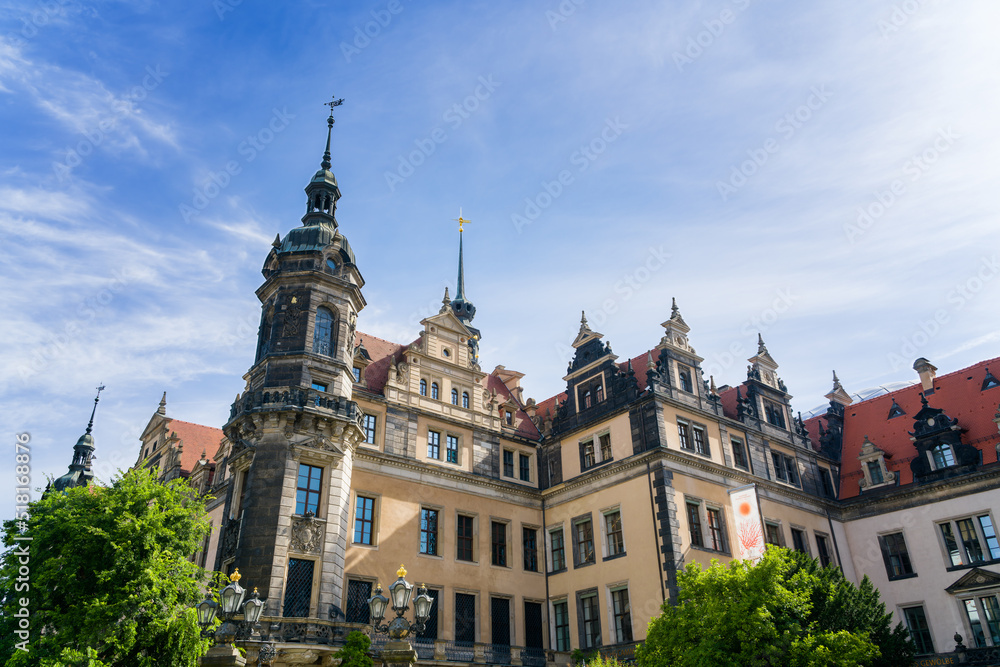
[345, 579, 372, 624]
[455, 593, 476, 644]
[282, 558, 314, 618]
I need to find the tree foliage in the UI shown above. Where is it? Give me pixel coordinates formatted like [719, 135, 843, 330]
[0, 467, 215, 666]
[636, 547, 915, 667]
[334, 631, 373, 667]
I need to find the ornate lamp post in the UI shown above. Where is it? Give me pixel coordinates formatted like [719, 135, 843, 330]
[197, 570, 276, 667]
[368, 565, 435, 665]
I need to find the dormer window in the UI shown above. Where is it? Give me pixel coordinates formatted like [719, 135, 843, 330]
[505, 410, 513, 425]
[764, 400, 786, 428]
[577, 374, 605, 412]
[313, 307, 335, 356]
[678, 366, 693, 393]
[326, 258, 338, 272]
[983, 368, 999, 391]
[931, 443, 956, 469]
[858, 436, 895, 491]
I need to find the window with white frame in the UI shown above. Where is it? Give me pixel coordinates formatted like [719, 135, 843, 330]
[939, 513, 1000, 568]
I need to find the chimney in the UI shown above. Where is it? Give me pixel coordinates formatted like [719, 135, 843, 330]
[913, 358, 937, 393]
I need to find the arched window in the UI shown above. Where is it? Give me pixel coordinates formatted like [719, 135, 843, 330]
[583, 390, 592, 409]
[595, 384, 604, 403]
[431, 382, 440, 400]
[313, 307, 335, 356]
[680, 370, 693, 393]
[462, 392, 470, 409]
[419, 379, 427, 396]
[451, 388, 459, 405]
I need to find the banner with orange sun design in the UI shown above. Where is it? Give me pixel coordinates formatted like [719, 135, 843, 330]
[729, 484, 766, 562]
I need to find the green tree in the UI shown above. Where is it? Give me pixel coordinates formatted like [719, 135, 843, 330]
[636, 547, 915, 667]
[0, 467, 215, 666]
[333, 631, 373, 667]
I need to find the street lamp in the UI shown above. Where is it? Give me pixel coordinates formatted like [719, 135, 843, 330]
[368, 564, 435, 664]
[196, 569, 277, 666]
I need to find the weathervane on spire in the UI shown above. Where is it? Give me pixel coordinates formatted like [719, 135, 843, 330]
[85, 384, 106, 436]
[321, 95, 344, 171]
[453, 207, 471, 233]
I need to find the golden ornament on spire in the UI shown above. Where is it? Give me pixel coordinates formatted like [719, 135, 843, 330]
[453, 208, 471, 233]
[230, 568, 241, 583]
[397, 564, 407, 578]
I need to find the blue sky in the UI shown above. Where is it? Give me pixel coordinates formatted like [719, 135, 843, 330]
[3, 0, 1000, 518]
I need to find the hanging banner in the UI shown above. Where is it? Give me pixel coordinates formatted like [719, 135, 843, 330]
[729, 483, 766, 562]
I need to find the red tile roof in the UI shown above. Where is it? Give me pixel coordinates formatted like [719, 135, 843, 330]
[486, 372, 541, 440]
[835, 357, 1000, 499]
[166, 419, 225, 477]
[355, 331, 409, 395]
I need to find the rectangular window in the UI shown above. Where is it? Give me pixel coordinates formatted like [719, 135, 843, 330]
[455, 592, 476, 644]
[980, 515, 1000, 560]
[965, 599, 986, 647]
[523, 527, 538, 572]
[903, 606, 935, 655]
[295, 463, 322, 516]
[457, 515, 475, 562]
[765, 522, 783, 546]
[352, 367, 361, 382]
[420, 508, 439, 556]
[353, 495, 375, 545]
[819, 468, 835, 498]
[427, 430, 440, 459]
[687, 502, 703, 548]
[731, 437, 748, 469]
[791, 528, 808, 554]
[492, 521, 508, 567]
[772, 452, 786, 481]
[580, 593, 601, 649]
[941, 522, 963, 566]
[772, 452, 798, 486]
[816, 534, 833, 568]
[553, 600, 570, 651]
[282, 558, 314, 618]
[878, 532, 914, 579]
[311, 382, 327, 392]
[417, 589, 440, 640]
[345, 579, 373, 624]
[605, 511, 624, 557]
[551, 528, 566, 571]
[706, 508, 726, 552]
[503, 450, 515, 477]
[764, 400, 786, 427]
[981, 596, 1000, 646]
[785, 456, 799, 486]
[940, 514, 999, 567]
[446, 435, 459, 463]
[519, 453, 531, 481]
[582, 439, 595, 469]
[866, 460, 884, 486]
[693, 427, 709, 456]
[599, 433, 612, 461]
[574, 519, 595, 566]
[363, 414, 377, 444]
[678, 421, 691, 450]
[611, 588, 632, 643]
[958, 518, 986, 563]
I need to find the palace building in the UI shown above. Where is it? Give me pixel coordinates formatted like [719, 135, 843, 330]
[108, 110, 1000, 665]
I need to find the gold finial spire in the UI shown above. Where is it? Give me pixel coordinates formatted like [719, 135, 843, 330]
[397, 564, 407, 578]
[453, 208, 471, 233]
[230, 568, 242, 583]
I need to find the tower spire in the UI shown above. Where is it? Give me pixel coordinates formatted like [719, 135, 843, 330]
[450, 210, 476, 324]
[321, 96, 344, 171]
[51, 384, 105, 493]
[86, 384, 105, 435]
